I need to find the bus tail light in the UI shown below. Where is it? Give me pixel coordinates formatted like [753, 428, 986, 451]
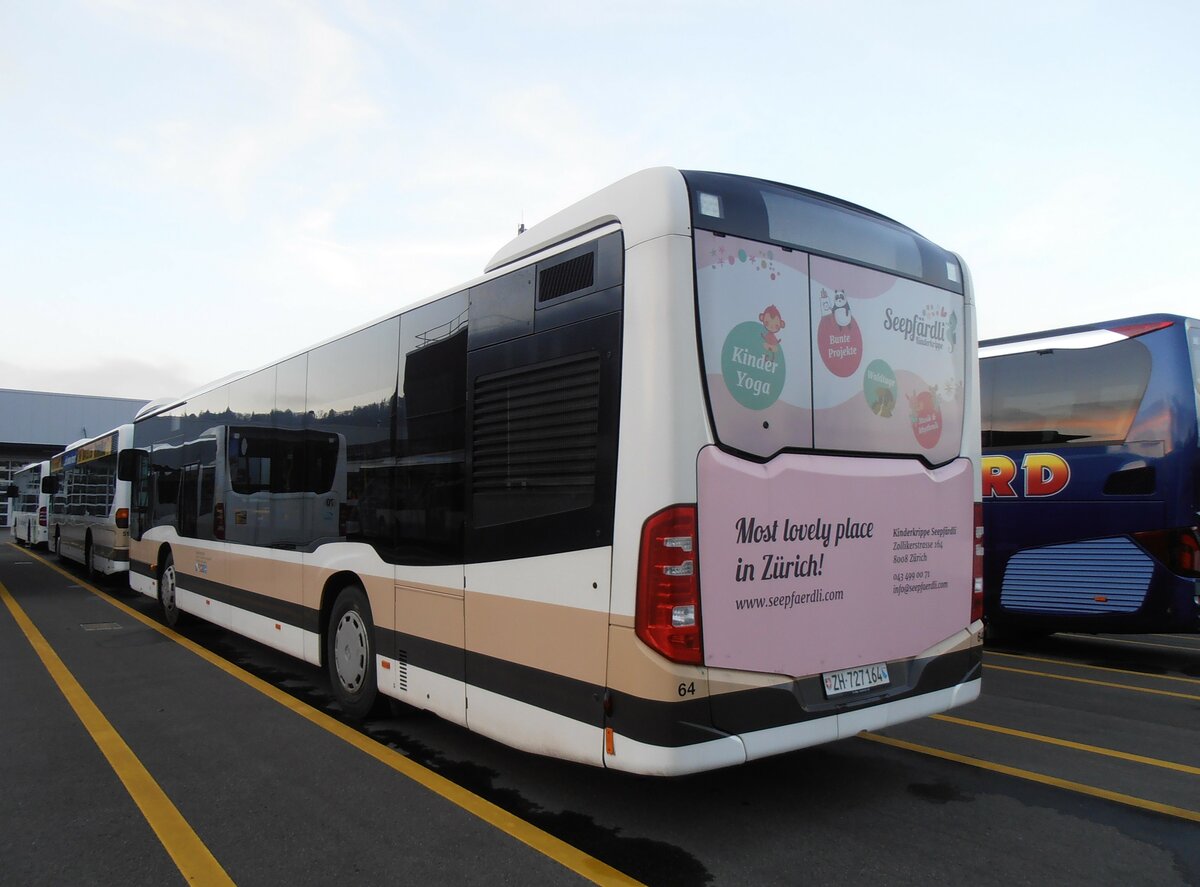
[636, 504, 702, 665]
[38, 506, 47, 527]
[972, 503, 985, 624]
[1135, 527, 1200, 577]
[214, 502, 226, 540]
[115, 508, 129, 529]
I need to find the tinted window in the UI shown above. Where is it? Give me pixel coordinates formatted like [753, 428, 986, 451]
[307, 317, 400, 555]
[683, 170, 963, 294]
[982, 338, 1152, 447]
[395, 293, 468, 564]
[275, 354, 307, 430]
[228, 368, 276, 426]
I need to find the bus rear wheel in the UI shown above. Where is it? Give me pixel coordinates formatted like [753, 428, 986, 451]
[327, 584, 377, 721]
[160, 552, 183, 629]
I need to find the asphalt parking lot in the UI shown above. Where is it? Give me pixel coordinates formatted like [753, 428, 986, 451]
[2, 539, 1197, 886]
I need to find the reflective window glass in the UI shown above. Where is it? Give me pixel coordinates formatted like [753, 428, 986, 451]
[982, 338, 1152, 447]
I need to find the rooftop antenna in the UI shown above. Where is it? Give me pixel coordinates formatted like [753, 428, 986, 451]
[517, 210, 525, 236]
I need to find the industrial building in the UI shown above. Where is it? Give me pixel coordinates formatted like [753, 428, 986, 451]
[0, 388, 148, 527]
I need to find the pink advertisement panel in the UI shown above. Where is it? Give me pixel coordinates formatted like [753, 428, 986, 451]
[697, 446, 973, 678]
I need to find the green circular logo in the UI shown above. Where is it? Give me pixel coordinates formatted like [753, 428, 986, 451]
[863, 359, 897, 418]
[721, 322, 786, 409]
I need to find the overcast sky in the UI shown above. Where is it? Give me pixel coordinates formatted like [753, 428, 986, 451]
[3, 1, 1197, 402]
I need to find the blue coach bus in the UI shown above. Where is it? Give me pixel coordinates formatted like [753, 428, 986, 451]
[980, 313, 1200, 636]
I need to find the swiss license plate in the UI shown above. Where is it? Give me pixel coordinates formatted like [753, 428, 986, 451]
[822, 662, 890, 698]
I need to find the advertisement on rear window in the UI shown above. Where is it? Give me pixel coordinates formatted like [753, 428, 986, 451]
[697, 446, 973, 677]
[810, 255, 965, 465]
[696, 231, 965, 463]
[696, 230, 813, 457]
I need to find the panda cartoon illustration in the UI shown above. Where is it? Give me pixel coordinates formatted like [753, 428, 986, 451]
[831, 290, 852, 328]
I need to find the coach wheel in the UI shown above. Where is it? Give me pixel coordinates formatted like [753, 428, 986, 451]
[85, 536, 96, 581]
[54, 532, 62, 560]
[160, 552, 183, 629]
[327, 583, 377, 721]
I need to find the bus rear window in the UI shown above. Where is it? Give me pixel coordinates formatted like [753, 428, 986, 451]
[695, 231, 967, 464]
[982, 338, 1151, 447]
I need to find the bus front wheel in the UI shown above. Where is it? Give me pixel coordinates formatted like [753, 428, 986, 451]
[326, 584, 377, 721]
[85, 536, 96, 581]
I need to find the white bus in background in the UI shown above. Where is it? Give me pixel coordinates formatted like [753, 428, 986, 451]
[131, 424, 347, 549]
[120, 168, 982, 775]
[46, 425, 134, 577]
[7, 461, 51, 548]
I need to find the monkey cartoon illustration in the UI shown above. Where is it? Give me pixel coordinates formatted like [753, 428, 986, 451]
[759, 305, 785, 354]
[831, 290, 852, 328]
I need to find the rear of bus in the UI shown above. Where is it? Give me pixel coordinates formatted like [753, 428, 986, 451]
[980, 315, 1200, 635]
[46, 426, 134, 575]
[8, 461, 49, 547]
[605, 171, 982, 775]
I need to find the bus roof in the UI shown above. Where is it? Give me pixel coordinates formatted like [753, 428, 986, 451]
[980, 312, 1190, 359]
[486, 167, 690, 272]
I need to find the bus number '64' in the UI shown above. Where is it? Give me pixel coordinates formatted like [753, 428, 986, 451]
[983, 453, 1070, 498]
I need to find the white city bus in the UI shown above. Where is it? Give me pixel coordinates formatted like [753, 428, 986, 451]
[121, 168, 982, 775]
[47, 425, 134, 576]
[8, 461, 51, 548]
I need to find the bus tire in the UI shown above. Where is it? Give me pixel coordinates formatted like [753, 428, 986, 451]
[54, 532, 62, 560]
[327, 583, 377, 721]
[85, 536, 96, 581]
[160, 552, 184, 629]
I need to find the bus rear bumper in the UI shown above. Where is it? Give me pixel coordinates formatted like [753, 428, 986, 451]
[604, 678, 982, 777]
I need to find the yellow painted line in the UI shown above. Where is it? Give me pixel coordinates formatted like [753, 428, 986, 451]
[985, 663, 1200, 701]
[15, 546, 642, 887]
[1148, 633, 1200, 642]
[1057, 633, 1200, 654]
[986, 649, 1200, 686]
[931, 714, 1200, 776]
[859, 732, 1200, 824]
[0, 580, 235, 885]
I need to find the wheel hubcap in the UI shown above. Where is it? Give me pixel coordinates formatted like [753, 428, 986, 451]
[334, 610, 368, 693]
[162, 567, 176, 613]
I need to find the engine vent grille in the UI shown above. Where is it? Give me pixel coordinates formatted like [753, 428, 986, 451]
[472, 352, 601, 525]
[539, 252, 595, 303]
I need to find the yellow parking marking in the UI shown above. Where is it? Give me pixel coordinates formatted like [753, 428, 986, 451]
[986, 649, 1200, 686]
[931, 714, 1200, 775]
[15, 546, 642, 887]
[1057, 633, 1200, 655]
[860, 732, 1200, 824]
[985, 663, 1200, 701]
[0, 580, 235, 885]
